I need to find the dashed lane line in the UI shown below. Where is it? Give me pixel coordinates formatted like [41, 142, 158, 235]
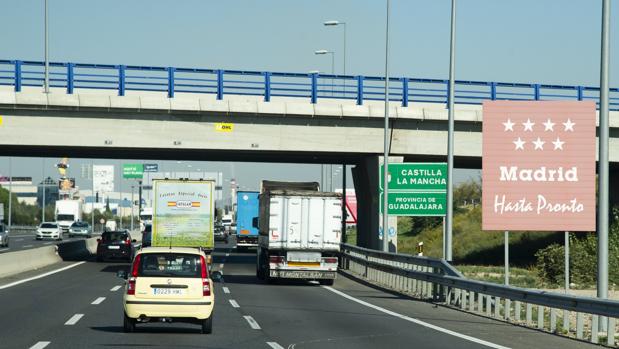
[29, 342, 50, 349]
[226, 253, 230, 257]
[64, 314, 84, 326]
[229, 299, 240, 308]
[0, 262, 86, 290]
[22, 244, 33, 248]
[223, 287, 230, 294]
[110, 285, 122, 292]
[322, 286, 510, 349]
[219, 263, 225, 269]
[0, 248, 9, 252]
[243, 315, 261, 330]
[266, 342, 285, 349]
[91, 297, 106, 305]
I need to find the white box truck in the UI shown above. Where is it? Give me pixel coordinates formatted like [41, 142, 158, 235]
[255, 181, 341, 285]
[55, 199, 82, 233]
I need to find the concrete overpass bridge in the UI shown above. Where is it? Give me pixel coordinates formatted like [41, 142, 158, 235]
[1, 59, 618, 249]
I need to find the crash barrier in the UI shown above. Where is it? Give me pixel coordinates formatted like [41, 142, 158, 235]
[340, 243, 619, 347]
[0, 237, 98, 279]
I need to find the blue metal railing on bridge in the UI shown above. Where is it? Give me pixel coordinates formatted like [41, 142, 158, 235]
[1, 59, 618, 110]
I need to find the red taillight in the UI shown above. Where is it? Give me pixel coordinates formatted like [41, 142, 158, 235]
[125, 238, 131, 245]
[323, 257, 338, 264]
[269, 256, 284, 264]
[200, 255, 211, 296]
[127, 254, 141, 295]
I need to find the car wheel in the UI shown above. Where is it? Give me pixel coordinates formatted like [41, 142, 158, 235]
[201, 314, 213, 334]
[319, 279, 335, 286]
[123, 313, 136, 333]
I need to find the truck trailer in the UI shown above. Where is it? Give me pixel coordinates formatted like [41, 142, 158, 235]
[55, 199, 82, 233]
[255, 181, 341, 285]
[235, 191, 259, 249]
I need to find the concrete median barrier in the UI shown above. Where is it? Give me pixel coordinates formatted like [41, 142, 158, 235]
[0, 237, 99, 279]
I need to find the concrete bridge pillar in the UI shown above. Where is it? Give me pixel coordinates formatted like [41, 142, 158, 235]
[351, 156, 402, 251]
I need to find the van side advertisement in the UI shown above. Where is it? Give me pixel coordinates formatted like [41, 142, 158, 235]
[152, 180, 215, 248]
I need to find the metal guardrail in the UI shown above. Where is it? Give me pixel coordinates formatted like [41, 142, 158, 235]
[1, 59, 619, 110]
[340, 243, 619, 347]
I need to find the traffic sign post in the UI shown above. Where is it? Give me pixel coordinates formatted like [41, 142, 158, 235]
[379, 163, 447, 216]
[123, 164, 144, 179]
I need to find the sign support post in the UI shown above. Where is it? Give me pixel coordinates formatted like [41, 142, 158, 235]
[504, 231, 509, 286]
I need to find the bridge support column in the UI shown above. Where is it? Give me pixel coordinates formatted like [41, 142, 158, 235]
[352, 155, 402, 251]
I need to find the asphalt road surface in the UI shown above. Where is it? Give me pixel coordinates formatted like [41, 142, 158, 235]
[0, 241, 601, 349]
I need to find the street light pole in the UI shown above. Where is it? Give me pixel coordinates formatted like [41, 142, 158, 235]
[324, 20, 347, 96]
[131, 185, 135, 232]
[445, 0, 457, 262]
[382, 0, 391, 253]
[314, 50, 335, 96]
[91, 160, 95, 232]
[41, 159, 46, 222]
[597, 0, 611, 330]
[44, 0, 49, 93]
[8, 158, 12, 233]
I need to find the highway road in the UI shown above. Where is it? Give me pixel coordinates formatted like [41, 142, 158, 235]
[0, 241, 600, 349]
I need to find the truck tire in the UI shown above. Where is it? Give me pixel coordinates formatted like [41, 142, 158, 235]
[319, 279, 335, 286]
[123, 313, 136, 333]
[201, 314, 213, 334]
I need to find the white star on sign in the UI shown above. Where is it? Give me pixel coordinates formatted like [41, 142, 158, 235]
[543, 118, 555, 131]
[532, 137, 545, 150]
[502, 119, 515, 132]
[563, 119, 575, 132]
[522, 118, 535, 132]
[513, 137, 526, 150]
[552, 137, 565, 150]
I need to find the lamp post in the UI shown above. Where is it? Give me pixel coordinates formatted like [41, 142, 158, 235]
[323, 20, 347, 96]
[445, 0, 457, 261]
[131, 185, 135, 232]
[314, 50, 335, 95]
[44, 0, 49, 93]
[7, 158, 12, 234]
[382, 0, 391, 253]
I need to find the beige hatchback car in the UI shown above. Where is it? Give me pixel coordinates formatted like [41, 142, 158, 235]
[117, 247, 215, 333]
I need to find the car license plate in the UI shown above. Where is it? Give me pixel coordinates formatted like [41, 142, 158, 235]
[108, 245, 120, 250]
[153, 288, 184, 295]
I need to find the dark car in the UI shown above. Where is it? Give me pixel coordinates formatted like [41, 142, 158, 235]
[96, 231, 136, 262]
[214, 224, 228, 242]
[141, 225, 152, 248]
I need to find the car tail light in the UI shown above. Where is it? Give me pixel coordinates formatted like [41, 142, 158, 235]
[269, 256, 284, 264]
[323, 257, 338, 264]
[127, 254, 141, 295]
[200, 255, 211, 296]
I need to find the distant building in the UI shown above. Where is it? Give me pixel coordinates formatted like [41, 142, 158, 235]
[0, 176, 38, 205]
[37, 177, 59, 208]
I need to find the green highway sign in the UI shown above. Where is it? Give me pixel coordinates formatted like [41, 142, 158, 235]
[380, 191, 446, 216]
[379, 163, 447, 216]
[123, 164, 144, 179]
[380, 163, 447, 191]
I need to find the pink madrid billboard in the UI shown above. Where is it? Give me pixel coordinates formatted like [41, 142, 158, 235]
[482, 101, 596, 231]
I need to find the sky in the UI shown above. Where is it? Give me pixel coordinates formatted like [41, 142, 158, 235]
[0, 0, 615, 195]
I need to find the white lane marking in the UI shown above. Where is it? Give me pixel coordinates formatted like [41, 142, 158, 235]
[0, 248, 9, 252]
[15, 238, 24, 241]
[244, 315, 261, 330]
[110, 285, 122, 292]
[229, 299, 240, 308]
[322, 286, 510, 349]
[64, 314, 84, 325]
[219, 263, 225, 269]
[0, 262, 86, 290]
[43, 242, 52, 245]
[10, 234, 34, 238]
[91, 297, 106, 305]
[226, 253, 230, 257]
[223, 287, 230, 294]
[29, 342, 51, 349]
[267, 342, 284, 349]
[22, 244, 33, 248]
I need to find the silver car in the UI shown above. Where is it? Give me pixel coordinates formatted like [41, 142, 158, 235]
[68, 221, 92, 238]
[0, 224, 8, 247]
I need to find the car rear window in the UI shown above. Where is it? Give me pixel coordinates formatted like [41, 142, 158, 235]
[41, 223, 57, 228]
[137, 253, 203, 278]
[71, 222, 88, 227]
[102, 232, 128, 242]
